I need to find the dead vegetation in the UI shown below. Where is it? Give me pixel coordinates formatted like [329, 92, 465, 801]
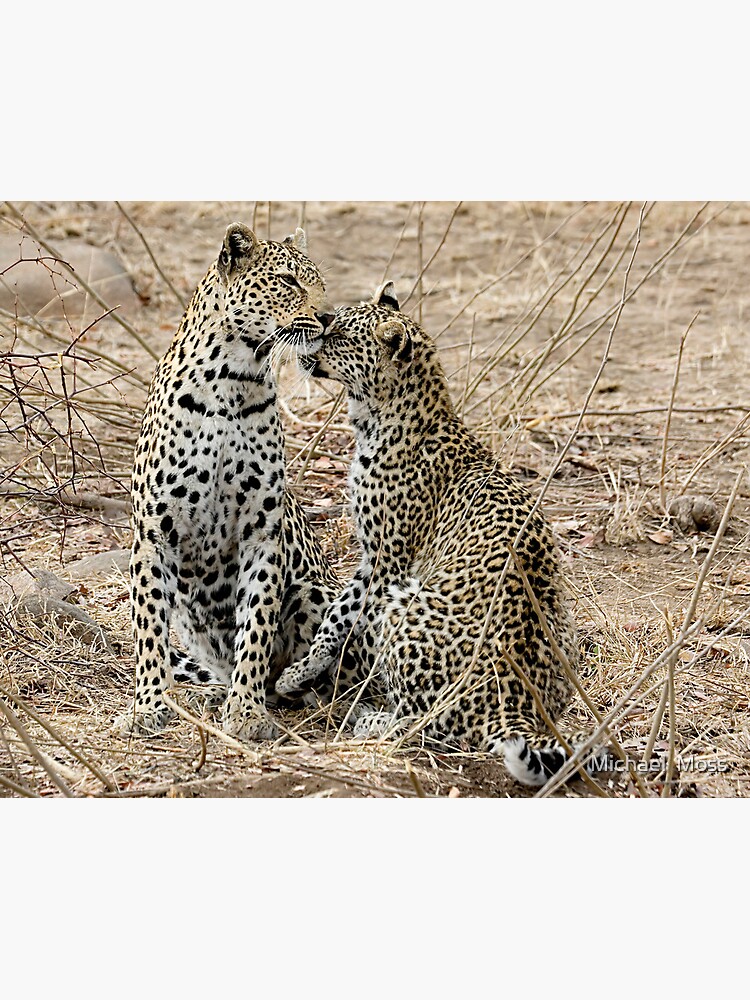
[1, 199, 748, 798]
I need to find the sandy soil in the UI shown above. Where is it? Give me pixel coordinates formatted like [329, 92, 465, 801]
[1, 200, 748, 798]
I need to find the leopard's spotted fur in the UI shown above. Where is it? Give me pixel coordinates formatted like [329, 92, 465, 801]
[116, 224, 338, 741]
[275, 283, 597, 786]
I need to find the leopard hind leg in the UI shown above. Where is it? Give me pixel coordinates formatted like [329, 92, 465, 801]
[172, 602, 234, 685]
[170, 649, 224, 685]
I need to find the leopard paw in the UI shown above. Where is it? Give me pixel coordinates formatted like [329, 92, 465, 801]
[275, 654, 331, 695]
[353, 709, 399, 739]
[221, 704, 279, 742]
[114, 701, 174, 737]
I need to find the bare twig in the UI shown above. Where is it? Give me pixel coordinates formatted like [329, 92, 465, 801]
[194, 722, 208, 772]
[540, 468, 743, 796]
[679, 413, 750, 494]
[506, 543, 648, 797]
[0, 683, 116, 792]
[4, 202, 159, 361]
[0, 697, 74, 796]
[643, 610, 672, 766]
[659, 314, 697, 512]
[459, 314, 476, 419]
[662, 610, 677, 797]
[501, 646, 608, 797]
[435, 203, 589, 341]
[519, 404, 750, 422]
[461, 202, 634, 410]
[0, 718, 29, 792]
[0, 772, 40, 797]
[115, 201, 188, 310]
[405, 760, 427, 797]
[380, 203, 416, 284]
[416, 202, 425, 326]
[463, 202, 720, 420]
[160, 691, 418, 797]
[292, 389, 347, 483]
[160, 691, 262, 762]
[402, 201, 463, 309]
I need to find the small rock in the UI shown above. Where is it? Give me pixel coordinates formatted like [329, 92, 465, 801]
[14, 594, 114, 651]
[1, 565, 114, 650]
[64, 549, 130, 580]
[1, 567, 76, 605]
[0, 234, 141, 321]
[668, 495, 721, 534]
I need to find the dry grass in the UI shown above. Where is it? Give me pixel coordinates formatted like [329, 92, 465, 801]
[1, 199, 749, 798]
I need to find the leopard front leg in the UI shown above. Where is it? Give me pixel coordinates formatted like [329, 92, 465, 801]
[276, 566, 382, 700]
[221, 534, 284, 741]
[115, 534, 175, 736]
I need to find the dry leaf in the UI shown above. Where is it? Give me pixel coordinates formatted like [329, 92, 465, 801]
[648, 529, 674, 545]
[578, 527, 605, 548]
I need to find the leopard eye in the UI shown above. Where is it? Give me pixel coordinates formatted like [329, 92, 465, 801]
[278, 273, 302, 290]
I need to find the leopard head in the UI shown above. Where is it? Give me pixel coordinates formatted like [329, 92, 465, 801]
[215, 223, 327, 350]
[285, 283, 431, 405]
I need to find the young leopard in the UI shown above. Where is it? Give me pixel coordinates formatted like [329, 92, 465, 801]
[117, 224, 338, 741]
[275, 283, 595, 787]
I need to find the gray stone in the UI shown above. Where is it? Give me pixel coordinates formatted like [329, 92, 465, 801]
[1, 567, 76, 605]
[0, 234, 141, 320]
[668, 495, 722, 534]
[0, 566, 114, 649]
[14, 594, 114, 650]
[64, 549, 130, 580]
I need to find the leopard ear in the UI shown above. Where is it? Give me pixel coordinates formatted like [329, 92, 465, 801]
[219, 223, 260, 278]
[371, 281, 400, 311]
[375, 319, 413, 366]
[283, 228, 308, 253]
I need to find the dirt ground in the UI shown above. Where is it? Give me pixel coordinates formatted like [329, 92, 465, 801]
[1, 200, 748, 798]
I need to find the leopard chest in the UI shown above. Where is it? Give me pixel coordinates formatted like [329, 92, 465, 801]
[188, 408, 283, 527]
[349, 447, 425, 571]
[138, 390, 286, 566]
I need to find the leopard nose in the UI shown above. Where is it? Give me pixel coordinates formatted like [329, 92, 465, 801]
[316, 312, 335, 331]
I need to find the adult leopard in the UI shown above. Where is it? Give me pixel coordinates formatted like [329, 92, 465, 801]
[275, 283, 598, 786]
[117, 224, 338, 741]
